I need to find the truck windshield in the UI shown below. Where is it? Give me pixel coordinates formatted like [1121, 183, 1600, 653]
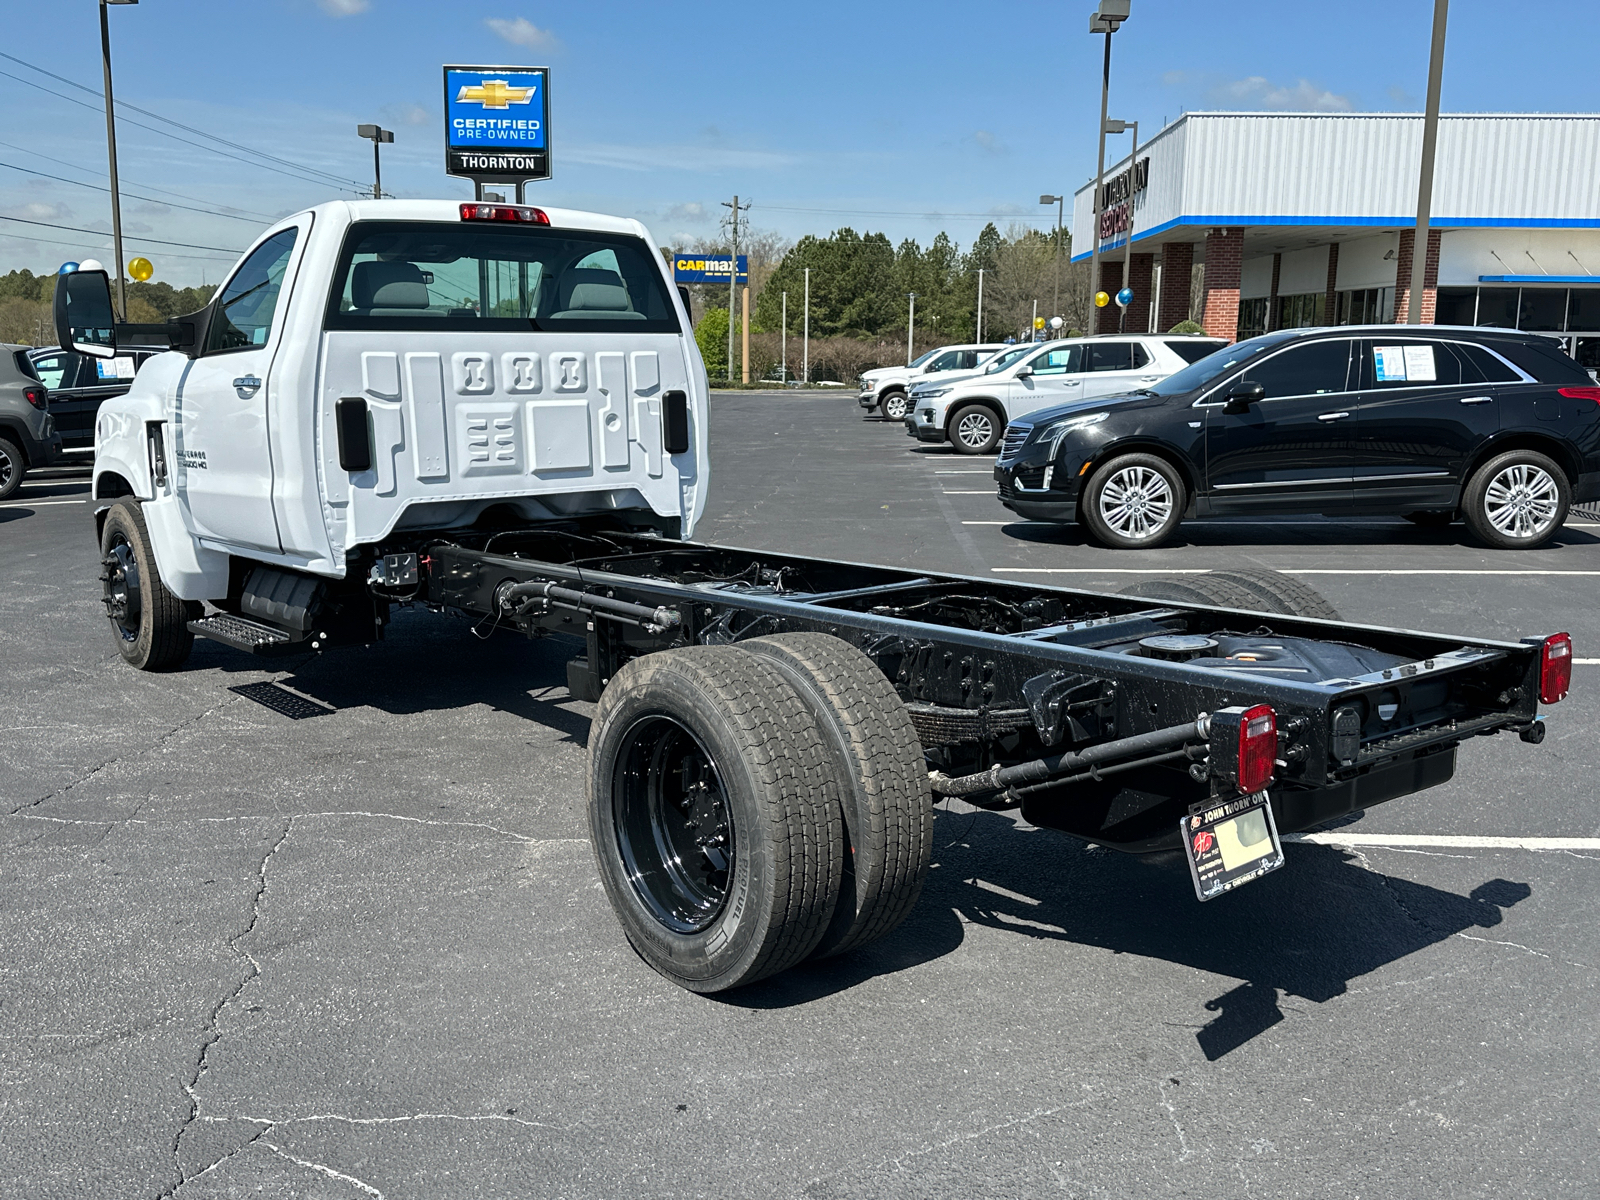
[324, 221, 680, 333]
[909, 348, 939, 368]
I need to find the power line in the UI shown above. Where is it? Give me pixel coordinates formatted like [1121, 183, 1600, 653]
[0, 228, 238, 263]
[0, 49, 369, 191]
[0, 138, 280, 221]
[0, 160, 269, 225]
[0, 66, 366, 195]
[0, 214, 244, 255]
[757, 204, 1052, 222]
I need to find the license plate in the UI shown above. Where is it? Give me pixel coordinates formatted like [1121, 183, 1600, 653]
[1180, 792, 1285, 901]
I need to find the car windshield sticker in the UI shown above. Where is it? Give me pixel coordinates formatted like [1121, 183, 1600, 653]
[1373, 346, 1408, 381]
[96, 356, 136, 380]
[1402, 344, 1437, 381]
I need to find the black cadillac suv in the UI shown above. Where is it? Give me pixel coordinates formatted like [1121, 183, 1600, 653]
[993, 325, 1600, 550]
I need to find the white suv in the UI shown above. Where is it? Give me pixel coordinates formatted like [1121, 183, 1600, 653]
[905, 334, 1227, 454]
[858, 343, 1007, 420]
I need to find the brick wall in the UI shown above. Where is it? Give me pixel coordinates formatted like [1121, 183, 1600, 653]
[1096, 259, 1124, 333]
[1157, 242, 1194, 331]
[1201, 228, 1244, 341]
[1394, 229, 1442, 324]
[1124, 253, 1155, 333]
[1324, 243, 1340, 323]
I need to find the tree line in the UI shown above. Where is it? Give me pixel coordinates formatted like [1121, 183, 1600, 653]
[0, 269, 216, 346]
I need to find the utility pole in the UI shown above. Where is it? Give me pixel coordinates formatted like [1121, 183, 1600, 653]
[1408, 0, 1449, 324]
[99, 0, 136, 321]
[781, 290, 787, 383]
[976, 268, 985, 343]
[907, 293, 916, 365]
[1032, 298, 1038, 342]
[721, 195, 741, 381]
[803, 266, 810, 384]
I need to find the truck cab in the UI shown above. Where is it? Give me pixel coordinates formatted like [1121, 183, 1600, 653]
[65, 199, 706, 610]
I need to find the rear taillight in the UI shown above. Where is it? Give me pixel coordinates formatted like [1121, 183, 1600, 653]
[1556, 387, 1600, 403]
[459, 202, 549, 225]
[23, 385, 46, 410]
[1540, 632, 1572, 705]
[1208, 704, 1277, 796]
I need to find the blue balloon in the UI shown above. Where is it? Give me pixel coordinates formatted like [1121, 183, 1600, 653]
[1116, 287, 1134, 306]
[58, 261, 79, 275]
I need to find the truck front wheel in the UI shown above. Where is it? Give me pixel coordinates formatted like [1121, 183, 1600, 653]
[587, 646, 844, 992]
[99, 500, 198, 671]
[879, 391, 909, 421]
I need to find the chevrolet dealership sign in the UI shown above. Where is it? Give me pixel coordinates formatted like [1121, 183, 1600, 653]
[443, 65, 551, 181]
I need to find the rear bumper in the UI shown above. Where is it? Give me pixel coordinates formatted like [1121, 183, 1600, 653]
[1575, 470, 1600, 503]
[17, 424, 62, 467]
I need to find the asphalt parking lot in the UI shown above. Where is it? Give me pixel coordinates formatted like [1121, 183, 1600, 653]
[2, 395, 1597, 1199]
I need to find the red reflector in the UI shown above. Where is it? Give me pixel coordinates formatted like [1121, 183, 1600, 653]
[458, 202, 550, 225]
[1557, 387, 1600, 403]
[1540, 632, 1572, 704]
[23, 385, 47, 410]
[1237, 703, 1277, 794]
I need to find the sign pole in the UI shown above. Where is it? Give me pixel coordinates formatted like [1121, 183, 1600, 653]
[803, 267, 810, 385]
[976, 268, 984, 343]
[781, 291, 787, 383]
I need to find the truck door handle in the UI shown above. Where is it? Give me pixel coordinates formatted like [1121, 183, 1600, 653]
[1459, 395, 1494, 405]
[1317, 411, 1351, 421]
[233, 375, 262, 396]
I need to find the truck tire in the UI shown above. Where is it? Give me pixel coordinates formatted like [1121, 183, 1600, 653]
[1199, 569, 1343, 621]
[879, 391, 910, 421]
[587, 646, 844, 992]
[99, 499, 199, 671]
[745, 633, 933, 959]
[1461, 449, 1569, 550]
[0, 436, 23, 501]
[1081, 454, 1186, 549]
[948, 404, 1001, 454]
[1119, 573, 1263, 611]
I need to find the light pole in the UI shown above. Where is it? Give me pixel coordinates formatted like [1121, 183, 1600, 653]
[781, 290, 787, 383]
[906, 292, 916, 365]
[976, 267, 985, 342]
[802, 267, 810, 384]
[357, 124, 394, 198]
[100, 0, 138, 321]
[1408, 0, 1449, 324]
[1040, 194, 1064, 321]
[1104, 118, 1140, 327]
[1088, 0, 1130, 327]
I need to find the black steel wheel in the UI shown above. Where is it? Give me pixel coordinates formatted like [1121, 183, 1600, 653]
[880, 392, 910, 421]
[99, 499, 198, 670]
[588, 647, 844, 992]
[0, 436, 23, 502]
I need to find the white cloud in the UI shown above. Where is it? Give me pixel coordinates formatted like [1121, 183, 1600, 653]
[317, 0, 370, 16]
[485, 17, 560, 50]
[970, 130, 1006, 156]
[382, 102, 432, 127]
[1212, 76, 1353, 112]
[665, 202, 709, 223]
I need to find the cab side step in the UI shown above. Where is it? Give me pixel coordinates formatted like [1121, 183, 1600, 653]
[188, 613, 309, 657]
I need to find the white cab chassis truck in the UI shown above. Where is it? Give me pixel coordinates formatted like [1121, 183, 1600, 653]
[58, 200, 1567, 994]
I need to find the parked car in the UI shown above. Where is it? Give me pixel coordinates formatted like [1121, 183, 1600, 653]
[905, 333, 1227, 454]
[858, 343, 1007, 420]
[0, 345, 60, 501]
[994, 325, 1600, 550]
[27, 345, 158, 454]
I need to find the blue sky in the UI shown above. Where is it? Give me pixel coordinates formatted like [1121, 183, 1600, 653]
[3, 0, 1596, 287]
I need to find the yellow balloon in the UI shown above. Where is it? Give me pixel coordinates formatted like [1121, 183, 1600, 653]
[128, 256, 154, 282]
[1094, 290, 1111, 308]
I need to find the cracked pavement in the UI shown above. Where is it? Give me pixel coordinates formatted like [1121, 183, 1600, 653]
[2, 397, 1599, 1198]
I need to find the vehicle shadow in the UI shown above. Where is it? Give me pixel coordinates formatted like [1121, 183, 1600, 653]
[726, 808, 1530, 1061]
[999, 518, 1600, 550]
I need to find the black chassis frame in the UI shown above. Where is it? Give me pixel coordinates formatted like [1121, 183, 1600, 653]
[369, 520, 1542, 854]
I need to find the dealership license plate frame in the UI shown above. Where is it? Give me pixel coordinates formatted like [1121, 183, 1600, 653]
[1181, 791, 1286, 901]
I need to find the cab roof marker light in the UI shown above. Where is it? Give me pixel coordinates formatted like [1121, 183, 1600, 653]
[459, 203, 550, 225]
[1540, 632, 1572, 705]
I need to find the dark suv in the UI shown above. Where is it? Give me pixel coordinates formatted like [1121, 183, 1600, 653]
[27, 345, 157, 454]
[994, 325, 1600, 550]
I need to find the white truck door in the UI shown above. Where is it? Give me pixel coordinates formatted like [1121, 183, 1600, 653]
[173, 223, 308, 553]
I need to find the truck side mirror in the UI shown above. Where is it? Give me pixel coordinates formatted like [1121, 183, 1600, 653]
[1223, 381, 1265, 413]
[53, 269, 118, 359]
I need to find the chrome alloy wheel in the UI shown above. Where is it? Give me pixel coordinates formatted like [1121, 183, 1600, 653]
[882, 393, 909, 421]
[954, 410, 995, 450]
[1483, 463, 1561, 540]
[1097, 465, 1175, 541]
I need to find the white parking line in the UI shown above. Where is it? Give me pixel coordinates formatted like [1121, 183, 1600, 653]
[1288, 833, 1600, 851]
[1574, 659, 1600, 664]
[935, 471, 993, 474]
[0, 499, 88, 508]
[993, 567, 1600, 576]
[942, 490, 996, 495]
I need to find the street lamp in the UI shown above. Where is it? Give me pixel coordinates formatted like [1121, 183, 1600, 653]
[357, 124, 394, 199]
[1040, 194, 1064, 323]
[1088, 0, 1130, 329]
[100, 0, 138, 321]
[1104, 118, 1139, 330]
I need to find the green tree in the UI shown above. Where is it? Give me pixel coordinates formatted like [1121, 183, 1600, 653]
[695, 307, 729, 379]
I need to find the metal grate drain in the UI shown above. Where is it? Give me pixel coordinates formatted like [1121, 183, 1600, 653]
[229, 681, 334, 720]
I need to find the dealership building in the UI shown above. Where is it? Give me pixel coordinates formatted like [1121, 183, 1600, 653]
[1070, 112, 1600, 370]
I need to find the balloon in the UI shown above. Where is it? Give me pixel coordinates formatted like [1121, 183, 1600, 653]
[128, 257, 154, 282]
[79, 258, 104, 273]
[1094, 290, 1110, 308]
[58, 261, 80, 275]
[1115, 287, 1134, 307]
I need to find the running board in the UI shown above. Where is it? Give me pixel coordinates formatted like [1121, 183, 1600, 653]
[188, 613, 309, 657]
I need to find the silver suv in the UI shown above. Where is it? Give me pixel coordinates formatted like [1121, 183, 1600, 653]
[0, 345, 61, 501]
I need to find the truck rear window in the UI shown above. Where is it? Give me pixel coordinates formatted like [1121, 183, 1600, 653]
[323, 221, 681, 333]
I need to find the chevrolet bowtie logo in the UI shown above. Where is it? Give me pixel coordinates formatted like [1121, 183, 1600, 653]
[456, 79, 536, 109]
